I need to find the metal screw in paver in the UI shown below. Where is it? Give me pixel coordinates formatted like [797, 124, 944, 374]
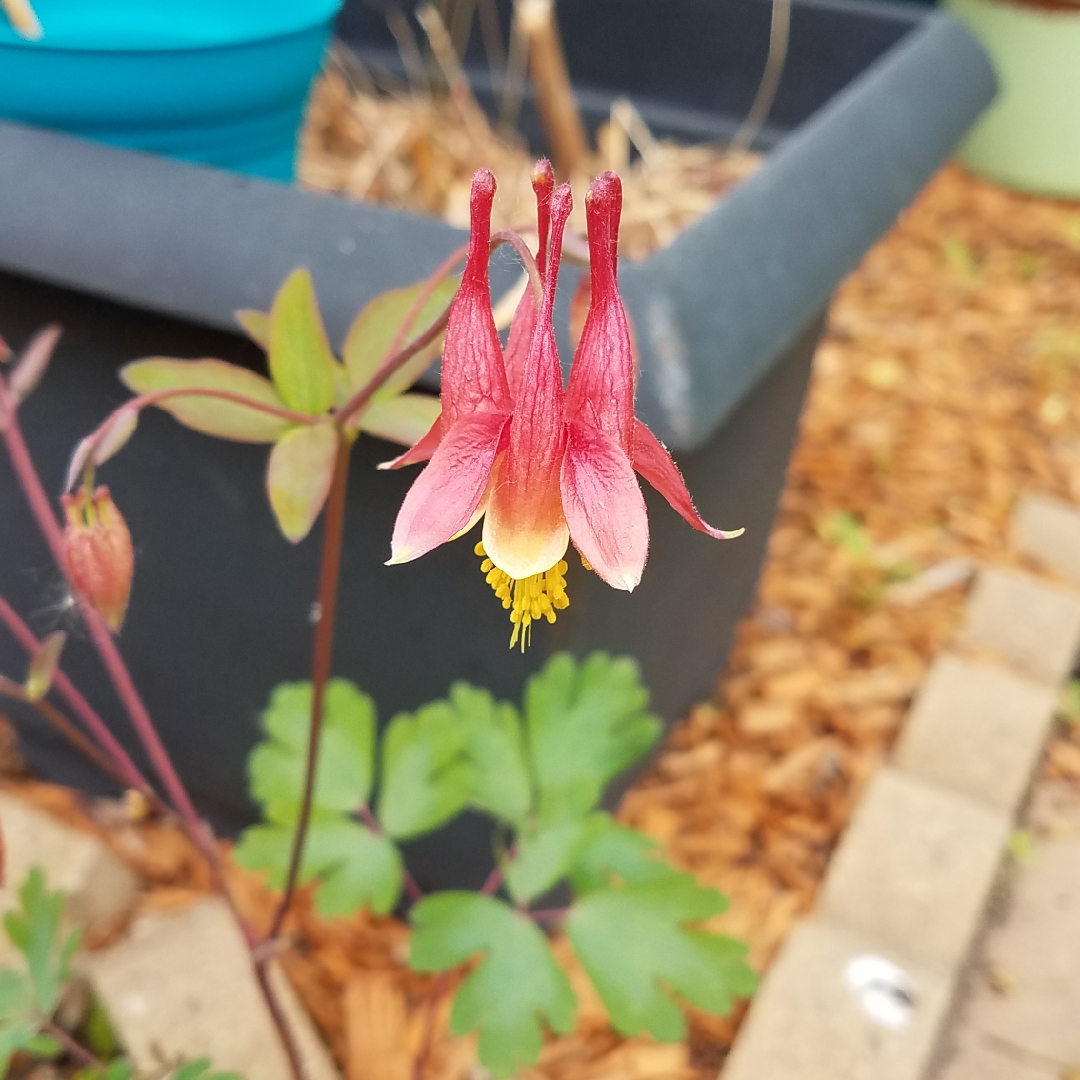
[721, 501, 1080, 1080]
[0, 792, 138, 965]
[81, 897, 341, 1080]
[723, 917, 954, 1080]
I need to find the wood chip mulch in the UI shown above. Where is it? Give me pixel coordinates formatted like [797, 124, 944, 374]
[4, 165, 1080, 1080]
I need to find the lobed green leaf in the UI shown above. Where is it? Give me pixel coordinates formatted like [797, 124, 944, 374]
[3, 868, 79, 1015]
[268, 269, 338, 415]
[526, 654, 661, 822]
[342, 277, 460, 401]
[566, 877, 757, 1041]
[568, 816, 681, 894]
[248, 679, 376, 820]
[504, 815, 606, 905]
[377, 702, 473, 839]
[121, 358, 291, 443]
[410, 893, 576, 1077]
[233, 815, 403, 918]
[445, 683, 530, 826]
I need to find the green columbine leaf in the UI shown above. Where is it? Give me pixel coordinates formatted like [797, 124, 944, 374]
[377, 701, 473, 839]
[265, 420, 340, 543]
[568, 817, 681, 894]
[3, 868, 80, 1015]
[444, 683, 530, 826]
[235, 309, 271, 351]
[342, 276, 460, 401]
[268, 269, 339, 415]
[0, 1021, 41, 1077]
[121, 358, 292, 443]
[566, 877, 757, 1041]
[504, 815, 606, 905]
[72, 1061, 136, 1080]
[170, 1057, 245, 1079]
[248, 679, 376, 821]
[410, 893, 576, 1077]
[526, 653, 661, 822]
[353, 393, 441, 446]
[233, 814, 403, 917]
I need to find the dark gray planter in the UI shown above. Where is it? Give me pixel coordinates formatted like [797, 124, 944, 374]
[0, 0, 993, 889]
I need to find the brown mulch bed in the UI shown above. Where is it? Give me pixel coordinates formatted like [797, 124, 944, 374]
[5, 165, 1080, 1080]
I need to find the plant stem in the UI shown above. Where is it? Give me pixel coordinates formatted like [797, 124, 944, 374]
[480, 864, 503, 896]
[268, 434, 352, 940]
[336, 243, 469, 429]
[0, 592, 152, 795]
[0, 674, 140, 794]
[42, 1020, 102, 1069]
[0, 377, 308, 1080]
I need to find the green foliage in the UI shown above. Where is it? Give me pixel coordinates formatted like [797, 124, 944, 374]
[378, 702, 473, 839]
[342, 277, 460, 399]
[120, 359, 291, 444]
[239, 655, 756, 1076]
[73, 1060, 244, 1080]
[525, 653, 661, 822]
[265, 421, 341, 545]
[118, 267, 456, 544]
[3, 868, 80, 1016]
[0, 869, 80, 1073]
[504, 816, 605, 905]
[268, 268, 338, 415]
[566, 877, 758, 1040]
[233, 680, 401, 916]
[410, 893, 575, 1078]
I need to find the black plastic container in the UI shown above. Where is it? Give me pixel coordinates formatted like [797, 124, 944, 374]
[0, 0, 993, 889]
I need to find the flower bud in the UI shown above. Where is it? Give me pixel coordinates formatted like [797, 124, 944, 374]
[61, 486, 134, 633]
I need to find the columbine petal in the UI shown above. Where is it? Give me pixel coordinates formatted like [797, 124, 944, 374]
[561, 418, 649, 591]
[632, 419, 744, 539]
[388, 410, 510, 564]
[482, 182, 572, 582]
[565, 171, 635, 453]
[503, 160, 554, 399]
[439, 170, 511, 424]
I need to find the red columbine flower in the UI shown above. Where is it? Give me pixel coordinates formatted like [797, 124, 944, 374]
[388, 165, 741, 648]
[61, 486, 135, 633]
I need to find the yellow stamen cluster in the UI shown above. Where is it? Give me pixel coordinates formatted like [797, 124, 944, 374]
[475, 542, 569, 651]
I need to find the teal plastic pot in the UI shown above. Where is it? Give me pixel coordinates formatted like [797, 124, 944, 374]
[0, 0, 341, 181]
[946, 0, 1080, 196]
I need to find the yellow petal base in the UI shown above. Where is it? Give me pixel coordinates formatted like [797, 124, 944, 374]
[475, 542, 569, 651]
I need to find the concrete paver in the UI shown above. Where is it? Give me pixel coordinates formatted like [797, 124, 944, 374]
[723, 917, 953, 1080]
[81, 897, 341, 1080]
[957, 567, 1080, 685]
[893, 656, 1057, 814]
[818, 767, 1009, 968]
[931, 780, 1080, 1079]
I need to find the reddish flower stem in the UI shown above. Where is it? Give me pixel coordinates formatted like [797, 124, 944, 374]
[336, 242, 469, 430]
[43, 1020, 102, 1070]
[268, 433, 352, 942]
[0, 592, 150, 795]
[0, 375, 309, 1080]
[0, 673, 144, 796]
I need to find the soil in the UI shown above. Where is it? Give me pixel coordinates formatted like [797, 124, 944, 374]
[4, 164, 1080, 1080]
